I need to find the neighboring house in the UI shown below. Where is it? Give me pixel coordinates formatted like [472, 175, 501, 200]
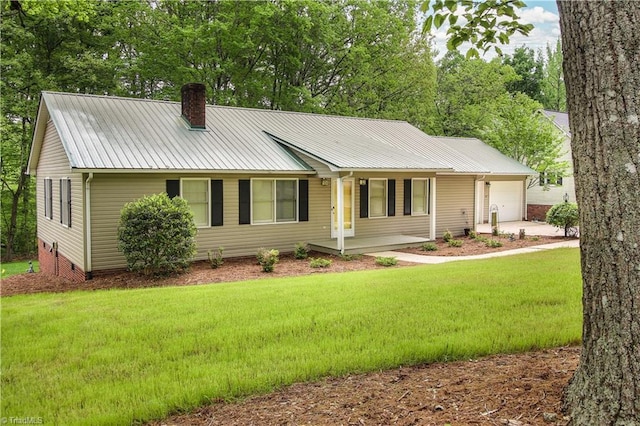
[27, 84, 534, 281]
[527, 110, 576, 221]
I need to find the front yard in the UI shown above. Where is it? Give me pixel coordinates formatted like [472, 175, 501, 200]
[1, 248, 581, 425]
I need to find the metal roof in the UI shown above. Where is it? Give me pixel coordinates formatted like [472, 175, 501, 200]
[541, 110, 571, 136]
[30, 91, 535, 176]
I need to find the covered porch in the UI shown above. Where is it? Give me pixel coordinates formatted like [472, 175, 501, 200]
[309, 235, 430, 255]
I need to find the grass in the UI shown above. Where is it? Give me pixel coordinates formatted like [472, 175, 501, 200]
[0, 249, 582, 425]
[1, 260, 38, 278]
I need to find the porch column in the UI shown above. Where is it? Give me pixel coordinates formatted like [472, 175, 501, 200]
[430, 177, 437, 240]
[337, 177, 345, 254]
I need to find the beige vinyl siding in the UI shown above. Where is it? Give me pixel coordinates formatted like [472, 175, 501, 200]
[90, 174, 333, 271]
[353, 173, 433, 240]
[435, 175, 475, 237]
[35, 121, 85, 268]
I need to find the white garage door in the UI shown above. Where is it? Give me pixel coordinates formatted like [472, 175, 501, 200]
[490, 181, 523, 222]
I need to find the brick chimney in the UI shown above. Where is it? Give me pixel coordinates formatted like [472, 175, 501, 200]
[181, 83, 206, 129]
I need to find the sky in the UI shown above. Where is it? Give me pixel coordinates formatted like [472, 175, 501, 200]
[429, 0, 562, 60]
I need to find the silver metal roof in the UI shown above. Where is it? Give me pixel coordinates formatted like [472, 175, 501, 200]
[30, 91, 535, 176]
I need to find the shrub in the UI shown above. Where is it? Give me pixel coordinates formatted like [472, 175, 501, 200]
[257, 248, 279, 272]
[492, 226, 499, 236]
[339, 253, 362, 261]
[421, 242, 438, 251]
[117, 193, 196, 276]
[448, 239, 464, 247]
[485, 239, 503, 248]
[468, 230, 477, 239]
[375, 256, 397, 267]
[207, 247, 224, 269]
[309, 257, 332, 268]
[294, 242, 309, 259]
[442, 229, 453, 242]
[546, 202, 579, 237]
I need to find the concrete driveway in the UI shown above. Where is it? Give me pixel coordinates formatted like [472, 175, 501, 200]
[476, 221, 579, 237]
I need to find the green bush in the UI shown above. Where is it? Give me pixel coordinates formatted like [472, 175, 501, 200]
[117, 193, 197, 275]
[294, 242, 309, 259]
[442, 229, 453, 242]
[309, 257, 332, 268]
[421, 242, 438, 251]
[375, 256, 397, 267]
[257, 248, 279, 272]
[485, 239, 503, 248]
[339, 253, 362, 261]
[448, 239, 463, 247]
[468, 230, 477, 239]
[208, 247, 224, 269]
[546, 202, 579, 237]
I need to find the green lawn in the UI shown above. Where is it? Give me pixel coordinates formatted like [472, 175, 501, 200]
[1, 260, 38, 278]
[0, 248, 582, 425]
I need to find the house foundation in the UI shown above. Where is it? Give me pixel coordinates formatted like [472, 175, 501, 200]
[38, 239, 88, 282]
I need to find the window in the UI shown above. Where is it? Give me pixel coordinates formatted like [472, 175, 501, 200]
[181, 179, 210, 227]
[252, 179, 297, 224]
[539, 172, 563, 186]
[44, 178, 53, 219]
[369, 178, 387, 218]
[60, 178, 71, 227]
[412, 178, 430, 215]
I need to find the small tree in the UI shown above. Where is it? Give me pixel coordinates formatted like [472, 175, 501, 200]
[546, 201, 579, 237]
[118, 193, 197, 275]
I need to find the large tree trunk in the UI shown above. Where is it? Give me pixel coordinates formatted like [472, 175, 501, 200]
[558, 1, 640, 424]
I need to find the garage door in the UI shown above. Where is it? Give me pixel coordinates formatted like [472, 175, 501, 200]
[490, 181, 523, 222]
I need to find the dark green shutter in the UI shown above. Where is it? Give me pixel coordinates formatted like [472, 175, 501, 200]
[211, 180, 223, 226]
[166, 180, 180, 198]
[359, 181, 368, 218]
[239, 180, 251, 224]
[404, 179, 412, 215]
[298, 180, 309, 222]
[388, 179, 395, 217]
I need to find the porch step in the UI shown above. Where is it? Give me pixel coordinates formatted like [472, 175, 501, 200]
[309, 235, 430, 256]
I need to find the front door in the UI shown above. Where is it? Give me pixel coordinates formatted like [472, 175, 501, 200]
[331, 178, 355, 238]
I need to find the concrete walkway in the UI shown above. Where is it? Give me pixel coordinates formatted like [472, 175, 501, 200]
[366, 239, 580, 264]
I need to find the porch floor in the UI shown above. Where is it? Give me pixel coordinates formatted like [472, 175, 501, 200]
[309, 235, 430, 255]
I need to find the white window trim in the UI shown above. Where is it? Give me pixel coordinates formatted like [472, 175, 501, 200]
[60, 177, 71, 228]
[250, 178, 299, 225]
[411, 178, 430, 216]
[180, 178, 211, 228]
[368, 178, 388, 219]
[44, 177, 53, 220]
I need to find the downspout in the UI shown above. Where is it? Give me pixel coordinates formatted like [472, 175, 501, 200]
[430, 177, 437, 241]
[85, 173, 93, 279]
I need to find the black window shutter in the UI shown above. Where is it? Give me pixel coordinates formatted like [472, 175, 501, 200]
[403, 179, 412, 215]
[239, 179, 251, 224]
[211, 180, 223, 226]
[539, 173, 545, 186]
[557, 175, 563, 185]
[166, 180, 180, 198]
[298, 179, 309, 222]
[359, 181, 369, 218]
[387, 179, 395, 216]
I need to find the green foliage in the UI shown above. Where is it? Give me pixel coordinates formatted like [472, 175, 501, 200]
[207, 247, 224, 269]
[339, 253, 362, 261]
[422, 0, 534, 58]
[448, 239, 463, 247]
[0, 249, 581, 425]
[421, 242, 438, 251]
[541, 39, 566, 112]
[257, 248, 279, 273]
[546, 202, 579, 237]
[442, 229, 453, 242]
[485, 239, 503, 248]
[309, 257, 332, 268]
[502, 46, 545, 103]
[468, 230, 477, 239]
[375, 256, 398, 267]
[117, 193, 197, 275]
[294, 242, 309, 260]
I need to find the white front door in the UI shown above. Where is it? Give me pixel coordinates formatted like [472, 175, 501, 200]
[331, 178, 355, 238]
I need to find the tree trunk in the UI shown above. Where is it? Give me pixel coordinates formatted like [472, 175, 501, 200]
[558, 1, 640, 424]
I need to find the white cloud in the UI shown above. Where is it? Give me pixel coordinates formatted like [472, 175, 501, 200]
[519, 6, 559, 24]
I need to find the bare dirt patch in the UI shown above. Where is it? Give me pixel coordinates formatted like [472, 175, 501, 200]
[151, 346, 579, 426]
